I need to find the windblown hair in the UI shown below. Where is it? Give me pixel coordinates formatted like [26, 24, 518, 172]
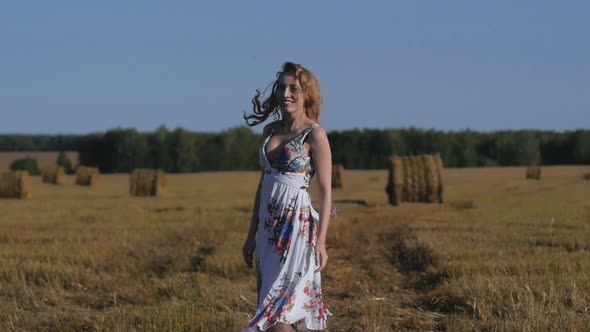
[244, 62, 322, 126]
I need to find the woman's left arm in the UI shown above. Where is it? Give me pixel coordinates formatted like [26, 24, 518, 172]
[309, 126, 332, 272]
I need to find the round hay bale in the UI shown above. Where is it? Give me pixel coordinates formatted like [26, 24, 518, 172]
[385, 156, 404, 206]
[526, 166, 541, 180]
[331, 164, 345, 189]
[409, 156, 420, 202]
[434, 154, 444, 203]
[42, 165, 65, 185]
[76, 166, 100, 187]
[130, 169, 167, 197]
[416, 155, 427, 202]
[402, 156, 413, 202]
[386, 153, 444, 205]
[424, 154, 442, 203]
[0, 171, 31, 199]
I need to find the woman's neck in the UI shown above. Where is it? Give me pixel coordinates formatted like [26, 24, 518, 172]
[282, 111, 308, 133]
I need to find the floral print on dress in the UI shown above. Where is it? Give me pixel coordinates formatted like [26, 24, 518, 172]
[265, 125, 317, 188]
[302, 280, 330, 322]
[264, 196, 298, 257]
[244, 123, 331, 331]
[249, 273, 301, 327]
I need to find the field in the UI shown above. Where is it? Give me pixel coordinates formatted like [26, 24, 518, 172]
[1, 166, 589, 331]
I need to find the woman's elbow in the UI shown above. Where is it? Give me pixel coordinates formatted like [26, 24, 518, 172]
[318, 182, 332, 197]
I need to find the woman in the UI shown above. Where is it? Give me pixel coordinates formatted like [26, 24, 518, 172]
[242, 62, 333, 331]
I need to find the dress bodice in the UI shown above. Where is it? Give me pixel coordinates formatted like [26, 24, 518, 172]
[259, 124, 319, 188]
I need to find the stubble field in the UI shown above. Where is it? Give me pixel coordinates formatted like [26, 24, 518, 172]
[1, 166, 589, 331]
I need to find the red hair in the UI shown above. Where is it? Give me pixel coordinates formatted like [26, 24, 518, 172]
[244, 62, 322, 126]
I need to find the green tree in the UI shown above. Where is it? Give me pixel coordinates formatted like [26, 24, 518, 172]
[10, 156, 41, 175]
[56, 151, 73, 174]
[451, 131, 479, 167]
[493, 131, 541, 166]
[148, 125, 171, 171]
[572, 130, 590, 164]
[169, 128, 199, 173]
[102, 129, 149, 172]
[220, 126, 259, 170]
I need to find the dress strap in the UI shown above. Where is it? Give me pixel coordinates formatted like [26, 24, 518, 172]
[295, 124, 320, 145]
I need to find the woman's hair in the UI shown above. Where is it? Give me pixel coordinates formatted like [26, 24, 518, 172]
[244, 62, 322, 126]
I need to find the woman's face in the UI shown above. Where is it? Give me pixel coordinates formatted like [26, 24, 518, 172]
[277, 74, 304, 116]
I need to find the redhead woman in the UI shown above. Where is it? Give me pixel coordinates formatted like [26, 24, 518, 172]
[242, 62, 333, 331]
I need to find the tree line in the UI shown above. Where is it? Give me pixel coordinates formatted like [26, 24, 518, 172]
[1, 126, 589, 172]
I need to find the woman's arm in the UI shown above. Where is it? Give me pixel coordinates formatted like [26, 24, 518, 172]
[308, 126, 332, 272]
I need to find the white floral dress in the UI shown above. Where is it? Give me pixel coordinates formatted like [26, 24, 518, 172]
[243, 124, 331, 331]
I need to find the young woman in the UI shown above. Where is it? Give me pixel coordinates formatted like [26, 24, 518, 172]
[242, 62, 333, 331]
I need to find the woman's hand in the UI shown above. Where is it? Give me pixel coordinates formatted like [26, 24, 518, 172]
[242, 237, 256, 268]
[315, 242, 328, 272]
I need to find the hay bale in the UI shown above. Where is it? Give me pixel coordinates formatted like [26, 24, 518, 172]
[331, 164, 345, 189]
[385, 156, 404, 205]
[429, 154, 444, 203]
[402, 156, 413, 202]
[415, 156, 427, 202]
[421, 155, 436, 202]
[130, 169, 166, 197]
[410, 156, 421, 202]
[42, 165, 65, 185]
[0, 171, 31, 199]
[76, 166, 100, 187]
[526, 166, 541, 180]
[386, 154, 444, 206]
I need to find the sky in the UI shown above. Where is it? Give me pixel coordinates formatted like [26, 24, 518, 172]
[1, 1, 589, 134]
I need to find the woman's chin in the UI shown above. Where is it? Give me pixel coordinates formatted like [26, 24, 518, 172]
[282, 106, 303, 115]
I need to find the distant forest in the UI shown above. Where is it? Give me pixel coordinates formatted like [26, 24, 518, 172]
[0, 126, 589, 172]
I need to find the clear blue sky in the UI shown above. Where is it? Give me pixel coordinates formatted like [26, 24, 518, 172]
[1, 1, 588, 134]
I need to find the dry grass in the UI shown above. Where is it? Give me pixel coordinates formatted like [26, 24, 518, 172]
[0, 166, 589, 331]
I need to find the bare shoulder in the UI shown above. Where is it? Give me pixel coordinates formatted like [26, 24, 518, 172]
[310, 124, 328, 140]
[308, 124, 329, 146]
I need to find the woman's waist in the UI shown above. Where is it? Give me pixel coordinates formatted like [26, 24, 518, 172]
[262, 168, 310, 190]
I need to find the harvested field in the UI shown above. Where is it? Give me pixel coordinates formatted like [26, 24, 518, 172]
[0, 166, 589, 331]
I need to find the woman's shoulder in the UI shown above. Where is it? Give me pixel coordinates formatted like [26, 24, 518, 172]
[307, 123, 327, 142]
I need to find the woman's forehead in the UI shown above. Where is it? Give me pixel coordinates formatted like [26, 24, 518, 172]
[279, 74, 300, 86]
